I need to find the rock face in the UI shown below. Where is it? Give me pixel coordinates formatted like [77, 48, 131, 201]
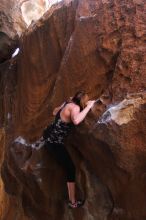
[0, 0, 48, 63]
[0, 128, 7, 220]
[21, 0, 48, 26]
[0, 0, 146, 220]
[0, 0, 25, 63]
[0, 0, 26, 38]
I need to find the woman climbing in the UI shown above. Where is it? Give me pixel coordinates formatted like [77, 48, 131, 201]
[22, 91, 95, 208]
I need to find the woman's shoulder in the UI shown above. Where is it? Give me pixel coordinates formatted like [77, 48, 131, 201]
[66, 102, 80, 110]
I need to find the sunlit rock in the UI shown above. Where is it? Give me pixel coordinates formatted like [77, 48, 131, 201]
[21, 0, 63, 26]
[0, 0, 26, 37]
[98, 94, 146, 126]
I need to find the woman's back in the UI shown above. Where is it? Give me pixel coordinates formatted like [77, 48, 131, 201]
[59, 102, 80, 123]
[43, 102, 75, 144]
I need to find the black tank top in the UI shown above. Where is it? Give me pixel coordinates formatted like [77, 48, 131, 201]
[43, 102, 74, 144]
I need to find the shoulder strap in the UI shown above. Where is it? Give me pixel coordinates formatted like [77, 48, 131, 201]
[55, 101, 66, 121]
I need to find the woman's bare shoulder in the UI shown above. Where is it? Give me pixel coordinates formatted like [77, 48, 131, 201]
[67, 102, 80, 110]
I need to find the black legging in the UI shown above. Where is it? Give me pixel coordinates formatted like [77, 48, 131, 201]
[45, 142, 76, 182]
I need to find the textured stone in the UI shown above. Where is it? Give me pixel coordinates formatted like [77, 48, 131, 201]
[0, 33, 18, 63]
[0, 128, 7, 220]
[21, 0, 48, 26]
[0, 0, 49, 63]
[0, 0, 146, 220]
[0, 0, 26, 37]
[0, 0, 25, 63]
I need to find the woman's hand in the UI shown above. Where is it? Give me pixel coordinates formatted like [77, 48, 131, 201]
[86, 100, 96, 109]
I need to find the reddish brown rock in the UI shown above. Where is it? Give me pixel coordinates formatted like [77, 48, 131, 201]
[0, 0, 146, 220]
[0, 128, 7, 220]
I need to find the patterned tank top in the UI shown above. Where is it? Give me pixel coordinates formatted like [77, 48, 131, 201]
[43, 102, 74, 144]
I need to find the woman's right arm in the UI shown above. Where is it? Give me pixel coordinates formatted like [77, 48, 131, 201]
[71, 100, 95, 125]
